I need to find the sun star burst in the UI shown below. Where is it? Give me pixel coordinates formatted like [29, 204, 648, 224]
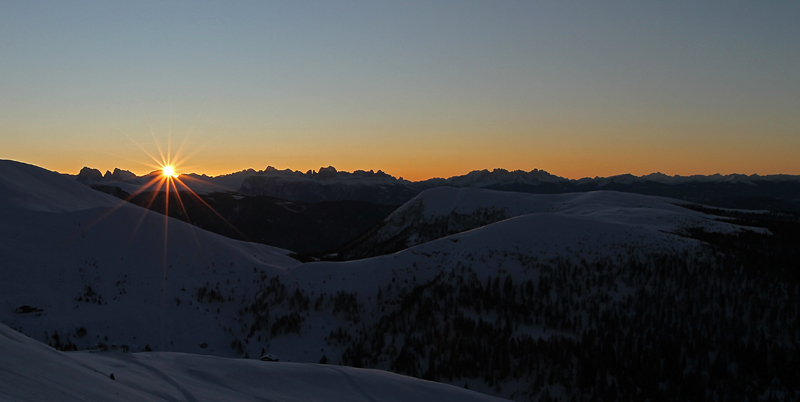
[162, 165, 178, 178]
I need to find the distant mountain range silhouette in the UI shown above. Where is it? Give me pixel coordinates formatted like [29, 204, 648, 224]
[75, 166, 800, 212]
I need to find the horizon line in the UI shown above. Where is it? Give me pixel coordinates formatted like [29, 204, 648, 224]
[66, 162, 800, 183]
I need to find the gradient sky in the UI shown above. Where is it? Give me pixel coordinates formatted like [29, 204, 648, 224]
[2, 1, 798, 181]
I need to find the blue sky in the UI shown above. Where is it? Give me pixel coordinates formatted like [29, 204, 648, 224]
[2, 1, 798, 179]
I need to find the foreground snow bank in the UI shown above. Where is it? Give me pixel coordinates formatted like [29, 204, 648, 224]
[0, 323, 507, 402]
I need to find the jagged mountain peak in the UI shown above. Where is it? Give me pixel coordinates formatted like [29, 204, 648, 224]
[430, 168, 567, 188]
[70, 163, 800, 209]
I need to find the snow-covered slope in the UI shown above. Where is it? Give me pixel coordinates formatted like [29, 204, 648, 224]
[1, 160, 119, 212]
[1, 160, 299, 356]
[336, 186, 754, 259]
[269, 186, 791, 400]
[2, 161, 757, 360]
[5, 160, 796, 401]
[0, 323, 507, 402]
[293, 188, 759, 299]
[257, 188, 762, 382]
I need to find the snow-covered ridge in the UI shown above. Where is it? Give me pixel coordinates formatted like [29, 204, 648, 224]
[336, 186, 760, 260]
[1, 160, 299, 357]
[0, 160, 514, 400]
[1, 159, 119, 212]
[0, 323, 506, 402]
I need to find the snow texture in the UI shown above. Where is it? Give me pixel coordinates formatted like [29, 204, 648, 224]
[0, 323, 506, 401]
[1, 159, 782, 401]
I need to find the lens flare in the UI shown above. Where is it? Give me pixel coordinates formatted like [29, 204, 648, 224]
[162, 165, 177, 178]
[74, 111, 268, 351]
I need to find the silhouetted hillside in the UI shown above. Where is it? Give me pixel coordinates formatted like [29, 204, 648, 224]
[93, 186, 398, 254]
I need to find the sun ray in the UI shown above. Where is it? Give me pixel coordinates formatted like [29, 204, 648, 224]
[169, 143, 210, 173]
[121, 129, 164, 168]
[167, 110, 173, 167]
[138, 105, 167, 168]
[124, 175, 166, 202]
[170, 184, 192, 225]
[169, 179, 209, 255]
[70, 174, 166, 243]
[126, 183, 167, 244]
[168, 134, 203, 175]
[140, 177, 167, 210]
[160, 172, 171, 350]
[75, 122, 280, 314]
[172, 176, 254, 242]
[173, 183, 205, 259]
[173, 116, 198, 164]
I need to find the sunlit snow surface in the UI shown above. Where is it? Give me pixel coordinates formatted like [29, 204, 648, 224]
[0, 323, 506, 402]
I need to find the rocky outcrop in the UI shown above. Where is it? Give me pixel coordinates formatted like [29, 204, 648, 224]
[239, 167, 418, 204]
[75, 167, 103, 183]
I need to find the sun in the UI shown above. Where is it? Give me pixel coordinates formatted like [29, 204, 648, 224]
[161, 165, 178, 178]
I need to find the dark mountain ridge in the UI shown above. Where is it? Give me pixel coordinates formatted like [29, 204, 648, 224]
[94, 187, 398, 255]
[75, 166, 800, 211]
[78, 166, 800, 259]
